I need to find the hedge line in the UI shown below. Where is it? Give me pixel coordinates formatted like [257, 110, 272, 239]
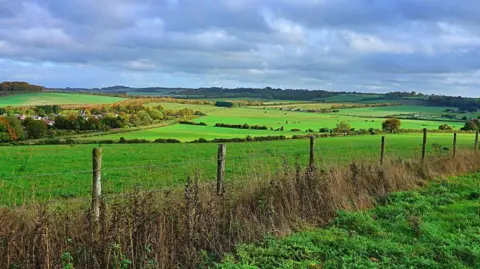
[214, 123, 269, 130]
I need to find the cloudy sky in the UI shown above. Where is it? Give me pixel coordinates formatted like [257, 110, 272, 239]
[1, 0, 480, 96]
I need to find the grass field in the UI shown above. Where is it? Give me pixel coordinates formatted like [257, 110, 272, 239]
[83, 124, 300, 141]
[190, 107, 463, 130]
[218, 173, 480, 268]
[336, 105, 455, 117]
[0, 92, 126, 107]
[314, 94, 384, 103]
[74, 104, 464, 142]
[0, 133, 476, 206]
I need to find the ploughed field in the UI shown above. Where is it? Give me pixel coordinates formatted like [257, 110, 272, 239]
[0, 133, 476, 206]
[0, 92, 125, 106]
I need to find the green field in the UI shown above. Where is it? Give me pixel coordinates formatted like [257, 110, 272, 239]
[0, 133, 476, 206]
[314, 94, 384, 103]
[336, 105, 455, 117]
[191, 107, 462, 130]
[0, 92, 126, 107]
[75, 103, 465, 142]
[84, 124, 300, 141]
[218, 173, 480, 268]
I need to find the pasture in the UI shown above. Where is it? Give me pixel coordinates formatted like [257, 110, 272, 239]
[190, 107, 462, 131]
[0, 132, 476, 206]
[81, 102, 466, 142]
[83, 124, 300, 141]
[0, 92, 126, 107]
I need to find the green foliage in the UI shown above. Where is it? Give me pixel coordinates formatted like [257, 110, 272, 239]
[215, 101, 235, 108]
[23, 118, 48, 139]
[461, 119, 479, 131]
[382, 118, 402, 132]
[333, 121, 351, 134]
[216, 174, 480, 268]
[61, 252, 74, 269]
[439, 124, 453, 131]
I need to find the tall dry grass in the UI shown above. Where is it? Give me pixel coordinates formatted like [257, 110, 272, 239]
[0, 150, 479, 268]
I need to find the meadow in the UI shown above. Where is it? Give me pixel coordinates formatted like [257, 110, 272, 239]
[0, 92, 125, 106]
[100, 105, 463, 142]
[218, 173, 480, 268]
[0, 132, 476, 206]
[82, 124, 301, 141]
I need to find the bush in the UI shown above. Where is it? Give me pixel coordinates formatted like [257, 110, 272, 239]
[214, 123, 268, 130]
[154, 138, 181, 143]
[179, 121, 207, 126]
[215, 101, 234, 108]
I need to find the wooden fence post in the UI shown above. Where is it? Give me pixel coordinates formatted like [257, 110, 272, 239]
[92, 147, 102, 221]
[217, 144, 226, 195]
[475, 131, 479, 152]
[309, 136, 315, 172]
[453, 132, 457, 158]
[421, 128, 427, 162]
[380, 136, 385, 165]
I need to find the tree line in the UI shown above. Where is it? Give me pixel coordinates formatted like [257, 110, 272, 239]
[0, 81, 44, 92]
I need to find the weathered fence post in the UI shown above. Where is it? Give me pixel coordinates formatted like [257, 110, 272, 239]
[380, 136, 385, 165]
[453, 132, 457, 158]
[421, 128, 427, 162]
[309, 136, 315, 172]
[475, 131, 479, 152]
[217, 144, 226, 195]
[92, 147, 102, 222]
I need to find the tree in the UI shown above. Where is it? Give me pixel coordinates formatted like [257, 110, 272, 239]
[0, 116, 24, 141]
[461, 119, 479, 131]
[334, 121, 351, 134]
[24, 119, 47, 139]
[149, 109, 164, 120]
[382, 118, 401, 133]
[439, 124, 453, 131]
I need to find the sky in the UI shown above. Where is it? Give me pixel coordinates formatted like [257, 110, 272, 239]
[1, 0, 480, 96]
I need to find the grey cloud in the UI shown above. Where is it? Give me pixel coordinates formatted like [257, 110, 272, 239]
[0, 0, 480, 96]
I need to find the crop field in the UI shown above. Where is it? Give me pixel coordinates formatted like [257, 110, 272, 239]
[0, 92, 126, 107]
[0, 132, 476, 206]
[219, 173, 480, 268]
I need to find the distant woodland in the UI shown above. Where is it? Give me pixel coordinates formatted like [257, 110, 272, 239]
[0, 81, 44, 92]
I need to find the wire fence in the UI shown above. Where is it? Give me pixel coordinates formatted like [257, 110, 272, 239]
[0, 131, 478, 207]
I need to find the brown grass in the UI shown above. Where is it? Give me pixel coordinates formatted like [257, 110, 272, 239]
[1, 150, 479, 268]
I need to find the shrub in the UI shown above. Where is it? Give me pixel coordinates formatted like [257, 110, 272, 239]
[179, 121, 207, 126]
[154, 138, 181, 143]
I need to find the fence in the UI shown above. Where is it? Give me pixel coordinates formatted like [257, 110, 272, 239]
[0, 130, 479, 209]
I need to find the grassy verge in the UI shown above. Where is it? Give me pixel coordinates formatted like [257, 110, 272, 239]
[218, 173, 480, 268]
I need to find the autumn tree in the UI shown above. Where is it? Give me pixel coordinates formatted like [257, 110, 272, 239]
[439, 124, 453, 131]
[334, 121, 351, 134]
[382, 118, 401, 133]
